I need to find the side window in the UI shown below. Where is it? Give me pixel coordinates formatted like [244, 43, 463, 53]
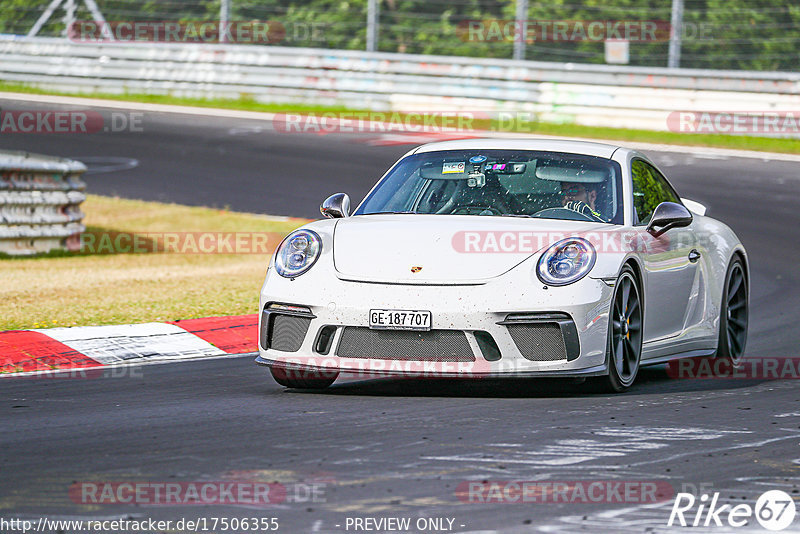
[631, 159, 681, 225]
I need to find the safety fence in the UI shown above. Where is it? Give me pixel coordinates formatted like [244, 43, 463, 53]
[1, 37, 799, 134]
[0, 149, 86, 255]
[7, 0, 800, 70]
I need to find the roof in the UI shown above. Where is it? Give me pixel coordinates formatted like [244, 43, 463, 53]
[412, 138, 621, 159]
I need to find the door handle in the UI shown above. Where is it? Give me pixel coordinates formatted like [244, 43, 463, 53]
[688, 249, 701, 263]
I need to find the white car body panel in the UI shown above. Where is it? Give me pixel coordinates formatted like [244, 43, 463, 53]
[333, 215, 607, 284]
[681, 198, 708, 216]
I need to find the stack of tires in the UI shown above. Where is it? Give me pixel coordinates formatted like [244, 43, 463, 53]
[0, 150, 87, 255]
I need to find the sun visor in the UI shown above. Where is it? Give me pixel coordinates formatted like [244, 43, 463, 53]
[535, 166, 607, 183]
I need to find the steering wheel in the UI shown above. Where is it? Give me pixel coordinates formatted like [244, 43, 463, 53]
[449, 205, 503, 216]
[531, 207, 598, 222]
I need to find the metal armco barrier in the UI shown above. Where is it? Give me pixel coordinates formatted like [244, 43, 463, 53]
[0, 150, 86, 255]
[1, 36, 799, 132]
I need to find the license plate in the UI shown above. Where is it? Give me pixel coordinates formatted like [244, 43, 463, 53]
[369, 309, 431, 331]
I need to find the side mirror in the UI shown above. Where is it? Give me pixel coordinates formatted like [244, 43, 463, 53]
[320, 193, 350, 219]
[646, 201, 693, 238]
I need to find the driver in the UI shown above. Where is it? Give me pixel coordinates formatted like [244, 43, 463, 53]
[561, 182, 607, 222]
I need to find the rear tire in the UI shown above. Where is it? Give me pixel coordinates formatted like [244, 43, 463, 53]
[270, 365, 338, 389]
[714, 258, 748, 368]
[602, 265, 643, 393]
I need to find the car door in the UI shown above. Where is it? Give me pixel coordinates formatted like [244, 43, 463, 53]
[631, 158, 699, 342]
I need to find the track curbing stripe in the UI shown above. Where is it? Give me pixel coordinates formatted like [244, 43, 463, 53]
[0, 330, 101, 373]
[169, 314, 259, 354]
[33, 323, 227, 365]
[1, 316, 259, 376]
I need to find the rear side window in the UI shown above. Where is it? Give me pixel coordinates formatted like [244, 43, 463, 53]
[631, 159, 682, 225]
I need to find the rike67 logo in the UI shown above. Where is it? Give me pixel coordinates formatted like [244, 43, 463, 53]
[669, 490, 797, 531]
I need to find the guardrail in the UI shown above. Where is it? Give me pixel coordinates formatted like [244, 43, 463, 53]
[0, 150, 86, 256]
[1, 36, 799, 133]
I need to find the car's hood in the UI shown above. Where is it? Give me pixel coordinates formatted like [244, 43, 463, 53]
[332, 214, 608, 284]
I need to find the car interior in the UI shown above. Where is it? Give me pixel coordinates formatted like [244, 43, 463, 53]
[411, 155, 618, 222]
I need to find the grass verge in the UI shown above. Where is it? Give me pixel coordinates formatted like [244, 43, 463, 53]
[2, 195, 308, 331]
[1, 81, 798, 154]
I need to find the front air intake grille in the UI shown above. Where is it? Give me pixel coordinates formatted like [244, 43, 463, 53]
[336, 328, 475, 361]
[507, 323, 568, 361]
[269, 315, 312, 352]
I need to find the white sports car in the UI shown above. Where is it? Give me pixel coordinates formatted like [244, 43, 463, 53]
[256, 139, 748, 392]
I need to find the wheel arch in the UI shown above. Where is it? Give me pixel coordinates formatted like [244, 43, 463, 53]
[716, 246, 749, 318]
[730, 247, 749, 287]
[602, 256, 645, 391]
[602, 256, 645, 372]
[714, 246, 749, 360]
[621, 256, 645, 314]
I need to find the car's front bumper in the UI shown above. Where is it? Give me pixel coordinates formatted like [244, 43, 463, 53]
[256, 262, 614, 379]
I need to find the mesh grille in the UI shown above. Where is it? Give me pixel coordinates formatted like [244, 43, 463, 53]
[507, 324, 568, 361]
[337, 328, 474, 361]
[270, 315, 311, 352]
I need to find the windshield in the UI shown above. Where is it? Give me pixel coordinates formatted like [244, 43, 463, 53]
[354, 149, 624, 224]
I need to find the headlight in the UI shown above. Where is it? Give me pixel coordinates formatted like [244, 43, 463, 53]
[275, 229, 321, 278]
[536, 237, 596, 286]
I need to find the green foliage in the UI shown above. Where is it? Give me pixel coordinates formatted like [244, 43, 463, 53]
[631, 160, 680, 224]
[2, 0, 798, 70]
[681, 0, 800, 70]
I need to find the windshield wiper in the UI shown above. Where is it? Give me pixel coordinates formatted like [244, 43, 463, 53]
[500, 213, 535, 218]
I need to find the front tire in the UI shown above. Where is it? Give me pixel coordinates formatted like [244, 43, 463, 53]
[603, 265, 643, 393]
[715, 258, 748, 367]
[270, 365, 338, 389]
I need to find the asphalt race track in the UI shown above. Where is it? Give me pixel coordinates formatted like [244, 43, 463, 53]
[2, 97, 800, 533]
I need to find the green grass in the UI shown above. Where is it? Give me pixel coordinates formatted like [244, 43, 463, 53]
[2, 195, 309, 330]
[0, 81, 356, 115]
[1, 80, 798, 154]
